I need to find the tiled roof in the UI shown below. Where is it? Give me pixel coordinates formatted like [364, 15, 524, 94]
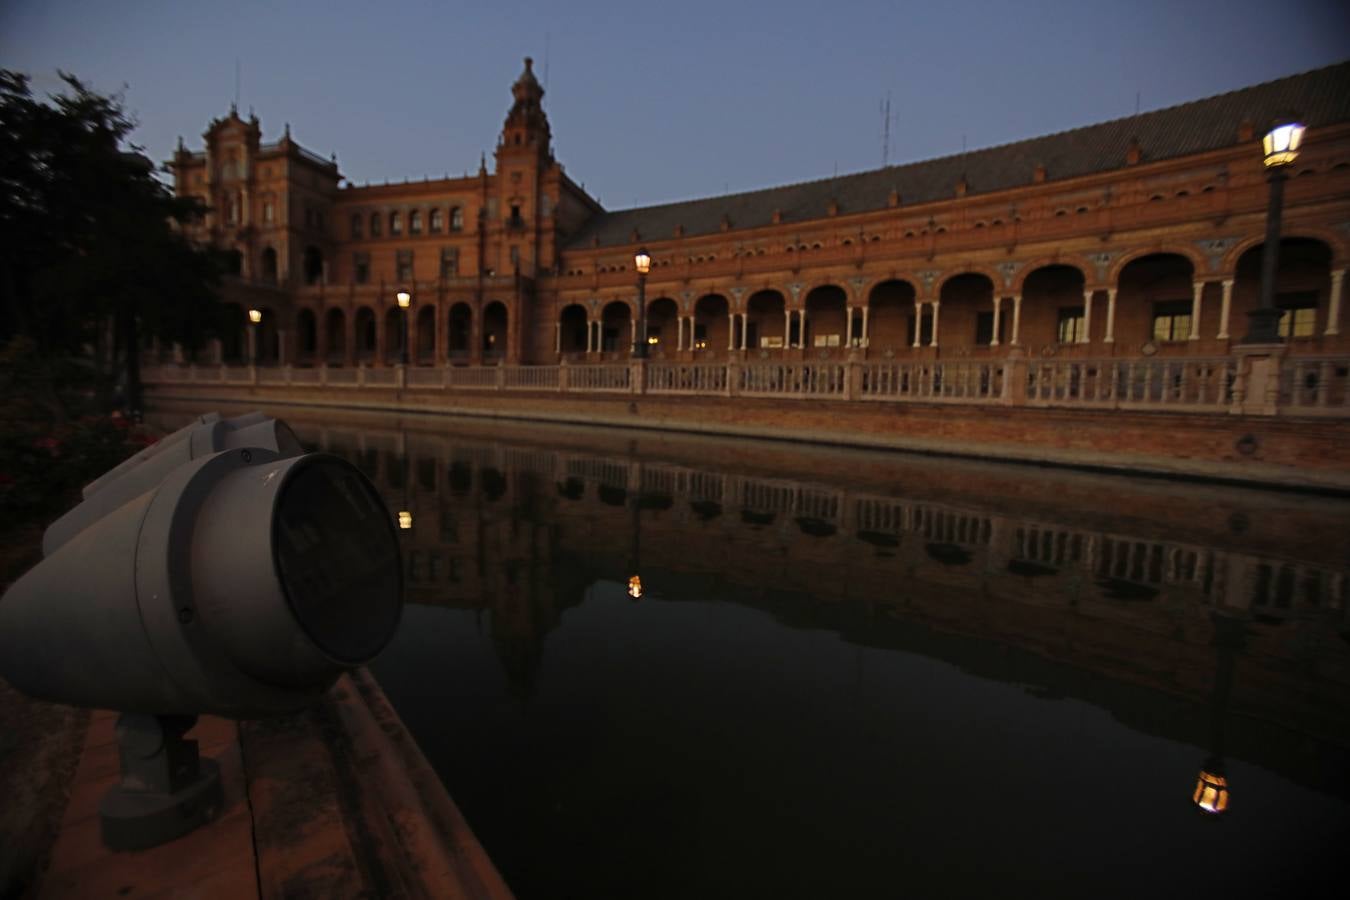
[565, 61, 1350, 251]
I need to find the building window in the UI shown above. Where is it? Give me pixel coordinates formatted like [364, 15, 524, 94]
[1057, 307, 1085, 343]
[396, 249, 413, 283]
[1278, 292, 1318, 338]
[440, 247, 458, 278]
[390, 211, 402, 235]
[430, 208, 443, 233]
[354, 251, 370, 284]
[410, 210, 422, 235]
[509, 204, 523, 228]
[370, 212, 382, 236]
[509, 245, 520, 270]
[450, 206, 463, 231]
[351, 213, 363, 238]
[1151, 301, 1191, 342]
[263, 201, 274, 224]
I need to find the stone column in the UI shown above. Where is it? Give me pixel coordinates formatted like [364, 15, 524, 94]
[1080, 289, 1093, 343]
[1327, 268, 1345, 336]
[845, 306, 854, 347]
[728, 313, 736, 350]
[740, 314, 748, 351]
[912, 300, 923, 348]
[1189, 281, 1204, 341]
[861, 305, 870, 348]
[784, 309, 793, 348]
[930, 301, 941, 348]
[1011, 295, 1022, 347]
[1218, 279, 1234, 340]
[990, 297, 1002, 347]
[1103, 288, 1117, 344]
[631, 318, 637, 350]
[800, 309, 809, 349]
[554, 321, 561, 354]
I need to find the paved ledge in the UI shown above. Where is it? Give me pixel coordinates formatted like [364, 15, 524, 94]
[145, 384, 1350, 494]
[39, 669, 512, 899]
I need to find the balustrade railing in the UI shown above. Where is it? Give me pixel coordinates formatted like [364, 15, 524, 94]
[137, 350, 1350, 419]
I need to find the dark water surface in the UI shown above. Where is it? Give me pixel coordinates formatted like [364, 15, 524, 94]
[171, 406, 1350, 898]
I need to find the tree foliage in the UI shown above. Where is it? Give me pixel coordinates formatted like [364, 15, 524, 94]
[0, 70, 228, 414]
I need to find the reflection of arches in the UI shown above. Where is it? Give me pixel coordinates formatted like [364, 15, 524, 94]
[354, 307, 376, 361]
[296, 309, 317, 361]
[804, 285, 847, 349]
[601, 300, 631, 353]
[646, 298, 678, 352]
[1232, 238, 1334, 339]
[325, 308, 346, 363]
[303, 246, 324, 285]
[483, 301, 508, 358]
[383, 307, 404, 363]
[415, 306, 435, 363]
[447, 303, 472, 357]
[693, 294, 729, 353]
[260, 247, 278, 283]
[867, 279, 915, 349]
[559, 304, 588, 353]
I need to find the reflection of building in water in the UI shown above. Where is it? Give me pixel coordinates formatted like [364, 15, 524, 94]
[305, 420, 1350, 786]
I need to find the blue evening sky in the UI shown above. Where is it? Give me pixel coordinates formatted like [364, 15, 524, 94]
[2, 0, 1346, 208]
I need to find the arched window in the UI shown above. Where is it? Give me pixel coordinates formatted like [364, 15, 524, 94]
[450, 207, 463, 231]
[370, 212, 382, 236]
[430, 208, 443, 233]
[390, 211, 402, 235]
[350, 213, 362, 239]
[409, 210, 422, 234]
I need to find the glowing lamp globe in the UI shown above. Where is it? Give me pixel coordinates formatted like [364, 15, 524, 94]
[247, 308, 263, 325]
[634, 248, 651, 275]
[396, 291, 411, 309]
[397, 510, 413, 530]
[1193, 766, 1229, 815]
[1263, 121, 1305, 168]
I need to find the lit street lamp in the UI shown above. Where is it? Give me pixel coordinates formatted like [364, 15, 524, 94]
[633, 248, 650, 359]
[1245, 117, 1307, 343]
[247, 307, 262, 366]
[396, 290, 411, 366]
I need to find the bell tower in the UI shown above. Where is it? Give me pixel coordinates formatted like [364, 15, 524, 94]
[493, 57, 555, 280]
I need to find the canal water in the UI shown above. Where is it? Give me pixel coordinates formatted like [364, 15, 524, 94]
[170, 406, 1350, 898]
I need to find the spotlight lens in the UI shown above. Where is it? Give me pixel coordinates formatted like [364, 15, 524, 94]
[273, 458, 402, 663]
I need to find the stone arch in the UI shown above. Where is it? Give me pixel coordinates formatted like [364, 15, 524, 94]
[220, 303, 246, 362]
[1222, 227, 1347, 275]
[559, 303, 588, 354]
[415, 305, 435, 363]
[803, 284, 848, 349]
[745, 289, 787, 351]
[646, 297, 678, 352]
[296, 308, 318, 361]
[1114, 253, 1197, 347]
[1107, 245, 1204, 286]
[937, 265, 1002, 296]
[1231, 237, 1336, 339]
[1011, 257, 1090, 294]
[600, 300, 631, 353]
[447, 302, 472, 358]
[482, 301, 508, 358]
[260, 246, 279, 283]
[798, 278, 849, 310]
[866, 279, 917, 349]
[693, 293, 730, 353]
[354, 307, 377, 362]
[324, 307, 346, 363]
[938, 272, 997, 350]
[1021, 265, 1089, 347]
[383, 306, 404, 363]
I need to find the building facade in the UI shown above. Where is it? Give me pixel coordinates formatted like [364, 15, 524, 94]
[169, 59, 1350, 371]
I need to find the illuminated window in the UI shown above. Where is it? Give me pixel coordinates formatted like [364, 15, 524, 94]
[390, 211, 402, 235]
[1278, 292, 1318, 338]
[1151, 301, 1192, 342]
[409, 210, 422, 234]
[450, 207, 464, 231]
[263, 201, 274, 224]
[440, 247, 458, 278]
[430, 208, 443, 233]
[1057, 307, 1085, 343]
[396, 249, 413, 282]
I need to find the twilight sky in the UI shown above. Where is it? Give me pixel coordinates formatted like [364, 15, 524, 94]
[2, 0, 1347, 209]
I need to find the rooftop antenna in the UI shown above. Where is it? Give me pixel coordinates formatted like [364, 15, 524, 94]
[881, 92, 892, 167]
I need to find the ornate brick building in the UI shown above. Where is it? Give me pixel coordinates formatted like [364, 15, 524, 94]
[169, 59, 1349, 371]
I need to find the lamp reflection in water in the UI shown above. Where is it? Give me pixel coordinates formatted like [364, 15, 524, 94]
[1192, 611, 1246, 815]
[627, 466, 643, 600]
[397, 510, 413, 530]
[627, 575, 643, 600]
[396, 431, 413, 530]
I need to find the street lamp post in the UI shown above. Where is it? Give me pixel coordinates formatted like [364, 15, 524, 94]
[1245, 118, 1307, 343]
[396, 290, 411, 366]
[633, 248, 651, 359]
[247, 308, 262, 366]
